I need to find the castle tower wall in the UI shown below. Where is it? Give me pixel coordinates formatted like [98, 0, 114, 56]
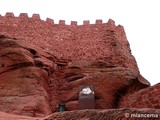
[0, 12, 138, 72]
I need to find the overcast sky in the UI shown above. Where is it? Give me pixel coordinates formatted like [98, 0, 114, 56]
[1, 0, 160, 85]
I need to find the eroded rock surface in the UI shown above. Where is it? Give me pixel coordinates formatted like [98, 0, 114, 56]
[119, 83, 160, 108]
[45, 109, 160, 120]
[1, 109, 160, 120]
[0, 35, 152, 117]
[0, 13, 159, 119]
[59, 60, 145, 110]
[0, 35, 57, 117]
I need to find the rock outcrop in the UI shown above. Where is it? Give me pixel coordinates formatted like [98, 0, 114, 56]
[0, 35, 56, 117]
[119, 83, 160, 108]
[45, 109, 160, 120]
[1, 109, 160, 120]
[1, 35, 158, 119]
[0, 12, 159, 119]
[59, 60, 144, 110]
[0, 111, 42, 120]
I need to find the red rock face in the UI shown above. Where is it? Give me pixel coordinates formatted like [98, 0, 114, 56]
[59, 60, 140, 110]
[0, 36, 56, 117]
[1, 109, 160, 120]
[0, 13, 159, 118]
[45, 109, 160, 120]
[119, 83, 160, 108]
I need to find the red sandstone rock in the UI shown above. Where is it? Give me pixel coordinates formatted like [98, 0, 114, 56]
[0, 108, 159, 120]
[0, 13, 159, 119]
[0, 111, 42, 120]
[0, 36, 57, 117]
[0, 35, 152, 117]
[119, 83, 160, 108]
[45, 109, 160, 120]
[58, 60, 148, 110]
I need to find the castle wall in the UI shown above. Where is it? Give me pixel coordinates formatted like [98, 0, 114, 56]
[0, 12, 139, 72]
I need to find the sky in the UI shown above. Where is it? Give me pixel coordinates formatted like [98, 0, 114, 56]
[1, 0, 160, 85]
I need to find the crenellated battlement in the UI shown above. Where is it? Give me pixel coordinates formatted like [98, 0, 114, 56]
[59, 20, 65, 25]
[19, 13, 28, 19]
[0, 12, 122, 27]
[46, 18, 54, 24]
[4, 12, 15, 17]
[71, 21, 77, 26]
[0, 12, 133, 71]
[83, 20, 90, 25]
[32, 14, 41, 20]
[0, 12, 127, 44]
[96, 20, 103, 24]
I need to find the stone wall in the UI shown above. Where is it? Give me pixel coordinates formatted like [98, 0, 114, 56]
[0, 12, 138, 72]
